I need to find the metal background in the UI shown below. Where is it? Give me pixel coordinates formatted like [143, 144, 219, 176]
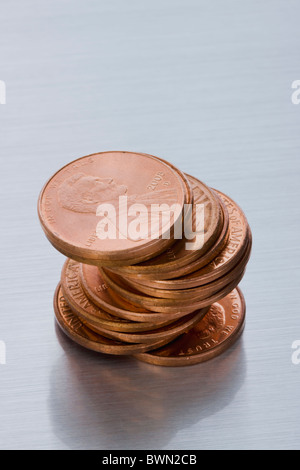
[0, 0, 299, 450]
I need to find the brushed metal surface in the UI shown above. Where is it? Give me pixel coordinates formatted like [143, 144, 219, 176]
[0, 0, 300, 450]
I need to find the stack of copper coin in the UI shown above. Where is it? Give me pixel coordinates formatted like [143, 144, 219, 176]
[38, 151, 252, 366]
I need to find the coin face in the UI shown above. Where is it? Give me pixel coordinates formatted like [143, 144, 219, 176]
[38, 151, 191, 265]
[54, 284, 182, 355]
[109, 174, 223, 277]
[134, 288, 246, 366]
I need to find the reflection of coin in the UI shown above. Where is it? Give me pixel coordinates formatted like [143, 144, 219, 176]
[38, 151, 192, 266]
[50, 327, 246, 449]
[54, 284, 183, 355]
[134, 288, 245, 366]
[109, 174, 223, 278]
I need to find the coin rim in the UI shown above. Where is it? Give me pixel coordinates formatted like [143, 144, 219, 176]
[54, 283, 187, 355]
[133, 287, 246, 366]
[108, 174, 223, 276]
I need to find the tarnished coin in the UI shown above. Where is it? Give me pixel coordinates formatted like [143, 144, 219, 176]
[134, 288, 245, 366]
[54, 284, 182, 355]
[109, 174, 223, 278]
[38, 151, 192, 266]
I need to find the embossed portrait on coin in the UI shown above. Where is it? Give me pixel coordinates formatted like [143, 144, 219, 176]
[57, 173, 128, 213]
[194, 303, 226, 340]
[57, 172, 178, 213]
[57, 172, 180, 240]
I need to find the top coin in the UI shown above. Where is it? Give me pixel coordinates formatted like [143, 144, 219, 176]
[38, 151, 191, 265]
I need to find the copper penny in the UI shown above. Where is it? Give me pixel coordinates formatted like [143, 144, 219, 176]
[60, 258, 173, 333]
[123, 238, 251, 300]
[86, 306, 210, 344]
[109, 174, 223, 278]
[134, 287, 246, 366]
[54, 284, 184, 355]
[101, 266, 245, 314]
[79, 262, 192, 323]
[129, 189, 251, 288]
[38, 151, 192, 266]
[107, 189, 230, 282]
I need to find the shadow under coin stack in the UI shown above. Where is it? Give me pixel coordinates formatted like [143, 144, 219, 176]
[38, 151, 252, 366]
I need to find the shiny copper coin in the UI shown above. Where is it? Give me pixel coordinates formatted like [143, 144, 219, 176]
[108, 189, 230, 282]
[80, 262, 193, 323]
[122, 238, 251, 300]
[86, 306, 210, 344]
[60, 258, 173, 332]
[129, 189, 251, 288]
[134, 287, 245, 366]
[54, 284, 183, 355]
[109, 174, 223, 278]
[38, 151, 192, 266]
[101, 266, 245, 314]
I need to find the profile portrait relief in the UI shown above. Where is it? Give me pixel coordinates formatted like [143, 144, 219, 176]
[57, 172, 180, 241]
[57, 172, 128, 213]
[194, 303, 226, 340]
